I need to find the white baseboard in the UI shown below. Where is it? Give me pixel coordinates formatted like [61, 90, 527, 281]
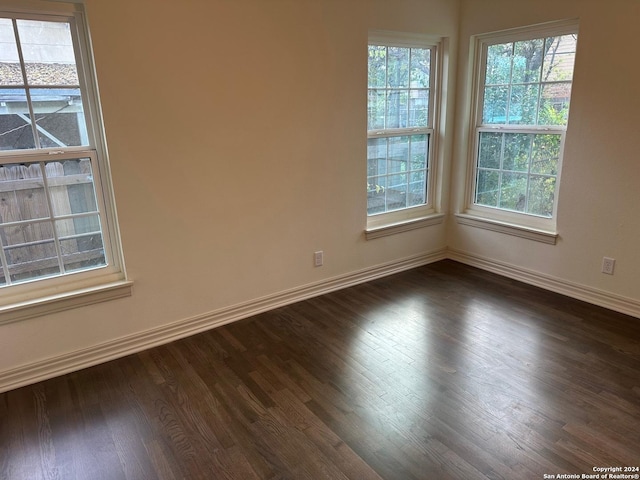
[0, 249, 447, 393]
[447, 248, 640, 319]
[4, 246, 638, 393]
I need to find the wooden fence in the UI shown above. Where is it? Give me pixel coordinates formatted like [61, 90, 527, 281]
[0, 159, 105, 285]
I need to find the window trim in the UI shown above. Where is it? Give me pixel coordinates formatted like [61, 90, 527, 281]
[366, 31, 446, 235]
[462, 19, 579, 236]
[0, 0, 130, 322]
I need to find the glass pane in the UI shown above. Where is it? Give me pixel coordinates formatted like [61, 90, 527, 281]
[2, 221, 60, 283]
[386, 90, 408, 128]
[46, 159, 98, 216]
[367, 174, 387, 215]
[476, 169, 499, 207]
[367, 138, 387, 177]
[408, 89, 428, 128]
[408, 170, 426, 207]
[387, 47, 409, 88]
[57, 215, 106, 273]
[485, 43, 512, 85]
[538, 82, 571, 126]
[0, 163, 49, 222]
[410, 134, 428, 170]
[386, 173, 407, 210]
[508, 84, 539, 124]
[499, 172, 527, 211]
[368, 45, 386, 88]
[410, 48, 430, 88]
[29, 88, 88, 147]
[0, 89, 36, 150]
[512, 39, 543, 84]
[367, 89, 385, 130]
[527, 175, 555, 217]
[17, 20, 79, 86]
[478, 132, 502, 169]
[367, 133, 430, 215]
[0, 19, 22, 86]
[542, 35, 577, 82]
[388, 136, 408, 174]
[503, 133, 532, 172]
[531, 134, 561, 175]
[482, 86, 508, 124]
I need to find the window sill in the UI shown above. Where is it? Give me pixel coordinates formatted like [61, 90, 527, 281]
[0, 280, 133, 326]
[365, 213, 445, 240]
[455, 213, 558, 245]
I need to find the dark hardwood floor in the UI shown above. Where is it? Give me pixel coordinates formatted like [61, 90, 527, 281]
[1, 260, 639, 479]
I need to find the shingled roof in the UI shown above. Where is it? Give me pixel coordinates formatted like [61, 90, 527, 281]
[0, 62, 79, 86]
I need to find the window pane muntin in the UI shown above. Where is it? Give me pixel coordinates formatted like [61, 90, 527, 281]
[482, 85, 508, 124]
[408, 89, 429, 128]
[538, 82, 572, 126]
[0, 18, 22, 86]
[508, 84, 540, 125]
[29, 87, 88, 147]
[57, 214, 105, 274]
[0, 88, 36, 150]
[476, 131, 562, 218]
[1, 219, 60, 283]
[512, 39, 543, 84]
[367, 89, 385, 130]
[387, 46, 409, 88]
[0, 162, 49, 221]
[386, 90, 408, 129]
[485, 42, 512, 86]
[526, 174, 556, 217]
[475, 169, 499, 207]
[368, 44, 433, 132]
[498, 172, 528, 212]
[410, 48, 430, 88]
[17, 19, 79, 86]
[367, 137, 387, 177]
[0, 15, 87, 153]
[0, 155, 107, 286]
[368, 45, 386, 88]
[367, 133, 429, 215]
[542, 35, 577, 83]
[481, 33, 576, 128]
[388, 135, 409, 170]
[531, 133, 560, 175]
[477, 131, 502, 169]
[503, 133, 532, 172]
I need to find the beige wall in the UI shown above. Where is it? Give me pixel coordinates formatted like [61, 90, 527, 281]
[0, 0, 457, 376]
[450, 0, 640, 301]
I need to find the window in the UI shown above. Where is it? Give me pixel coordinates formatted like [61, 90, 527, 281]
[467, 21, 578, 232]
[367, 32, 443, 234]
[0, 2, 128, 320]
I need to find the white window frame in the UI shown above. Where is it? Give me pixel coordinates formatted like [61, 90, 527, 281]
[366, 31, 446, 239]
[0, 0, 130, 324]
[460, 20, 579, 243]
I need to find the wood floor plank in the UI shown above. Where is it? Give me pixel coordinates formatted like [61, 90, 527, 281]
[2, 260, 640, 479]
